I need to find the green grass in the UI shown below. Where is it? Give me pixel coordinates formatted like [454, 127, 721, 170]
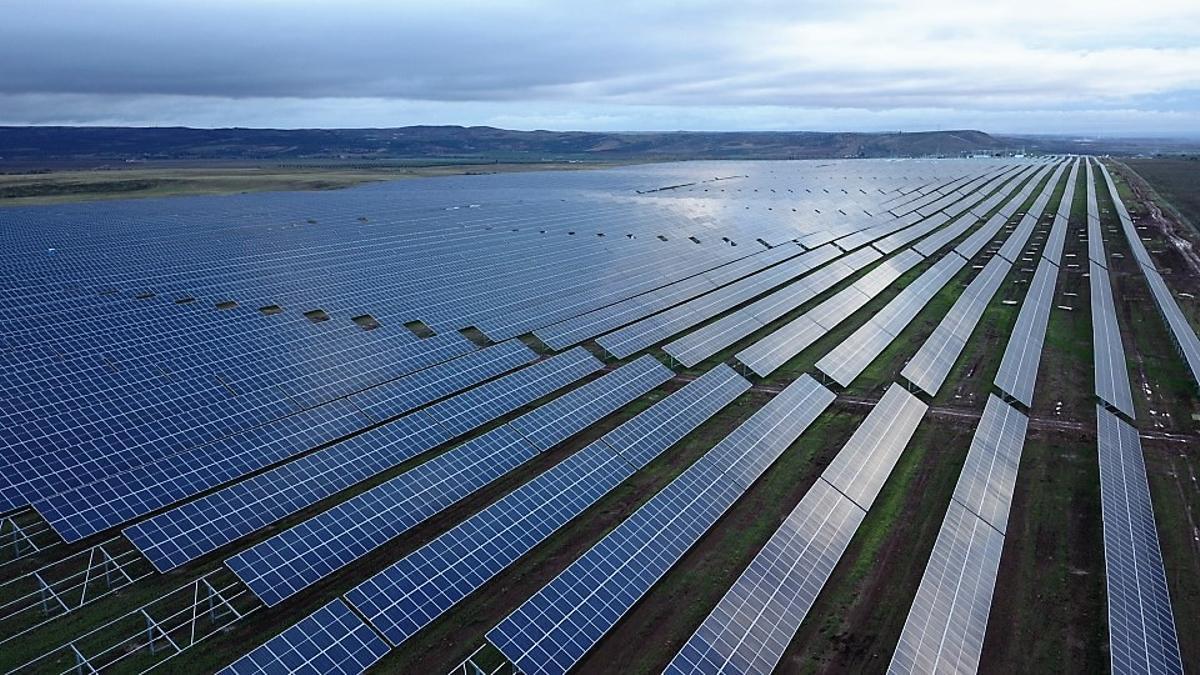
[1123, 158, 1200, 234]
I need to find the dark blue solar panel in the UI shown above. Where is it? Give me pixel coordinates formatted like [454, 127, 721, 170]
[124, 347, 601, 571]
[227, 356, 671, 607]
[34, 341, 538, 542]
[344, 364, 749, 646]
[486, 374, 834, 675]
[219, 599, 388, 675]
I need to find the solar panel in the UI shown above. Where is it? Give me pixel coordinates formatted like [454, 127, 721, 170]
[1139, 265, 1200, 388]
[887, 502, 1005, 675]
[996, 163, 1066, 264]
[1096, 407, 1183, 675]
[486, 374, 835, 675]
[596, 246, 836, 359]
[665, 480, 864, 675]
[344, 364, 749, 647]
[818, 253, 968, 388]
[219, 599, 388, 675]
[663, 246, 868, 367]
[1090, 260, 1136, 418]
[1042, 159, 1080, 266]
[124, 347, 603, 572]
[1093, 160, 1200, 392]
[33, 340, 538, 542]
[950, 395, 1028, 534]
[901, 256, 1011, 396]
[227, 356, 672, 607]
[665, 383, 924, 675]
[993, 258, 1057, 407]
[819, 383, 927, 509]
[734, 315, 827, 378]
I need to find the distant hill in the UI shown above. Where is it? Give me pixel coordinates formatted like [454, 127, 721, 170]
[0, 126, 1021, 166]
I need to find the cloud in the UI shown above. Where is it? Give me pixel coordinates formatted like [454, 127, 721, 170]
[0, 0, 1197, 132]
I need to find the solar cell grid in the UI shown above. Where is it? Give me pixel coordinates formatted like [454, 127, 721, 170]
[819, 384, 927, 509]
[219, 599, 388, 675]
[342, 364, 748, 647]
[124, 347, 602, 571]
[901, 255, 1011, 396]
[993, 257, 1057, 407]
[950, 395, 1028, 534]
[1096, 407, 1184, 675]
[665, 480, 863, 675]
[1090, 260, 1136, 418]
[227, 355, 671, 607]
[665, 382, 923, 675]
[486, 374, 835, 675]
[887, 502, 1005, 675]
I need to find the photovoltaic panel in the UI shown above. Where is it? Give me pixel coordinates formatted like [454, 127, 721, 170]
[595, 246, 836, 359]
[126, 409, 453, 573]
[817, 252, 968, 388]
[901, 255, 1010, 396]
[666, 383, 924, 675]
[734, 315, 826, 378]
[1042, 159, 1079, 266]
[1093, 161, 1200, 390]
[950, 395, 1027, 534]
[228, 356, 672, 607]
[486, 375, 835, 675]
[125, 347, 603, 572]
[994, 258, 1057, 407]
[819, 383, 927, 509]
[533, 274, 717, 350]
[1096, 407, 1183, 675]
[218, 599, 388, 675]
[34, 340, 538, 542]
[887, 502, 1005, 675]
[662, 247, 868, 368]
[1090, 260, 1136, 418]
[344, 365, 749, 647]
[1139, 266, 1200, 388]
[665, 480, 864, 675]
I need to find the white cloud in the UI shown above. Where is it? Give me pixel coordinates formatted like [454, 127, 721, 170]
[0, 0, 1197, 132]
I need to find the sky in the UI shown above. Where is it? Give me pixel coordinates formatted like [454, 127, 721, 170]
[1, 0, 1199, 135]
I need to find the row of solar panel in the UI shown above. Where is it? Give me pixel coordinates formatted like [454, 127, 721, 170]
[665, 163, 1048, 372]
[35, 340, 541, 542]
[596, 244, 844, 359]
[1095, 407, 1184, 675]
[213, 156, 1060, 672]
[1083, 160, 1138, 418]
[220, 364, 751, 673]
[667, 383, 927, 674]
[488, 374, 837, 675]
[345, 364, 751, 646]
[903, 160, 1069, 399]
[11, 165, 1012, 538]
[816, 251, 968, 388]
[121, 347, 607, 570]
[223, 356, 673, 607]
[5, 331, 480, 513]
[741, 162, 1066, 382]
[889, 164, 1070, 670]
[1094, 161, 1200, 391]
[2, 187, 902, 509]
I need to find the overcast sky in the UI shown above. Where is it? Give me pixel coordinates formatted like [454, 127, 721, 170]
[2, 0, 1198, 135]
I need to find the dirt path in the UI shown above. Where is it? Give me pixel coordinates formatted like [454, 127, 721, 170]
[1112, 161, 1200, 276]
[665, 369, 1197, 446]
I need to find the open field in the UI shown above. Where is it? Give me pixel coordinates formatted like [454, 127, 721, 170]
[1122, 158, 1200, 234]
[1, 156, 1196, 675]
